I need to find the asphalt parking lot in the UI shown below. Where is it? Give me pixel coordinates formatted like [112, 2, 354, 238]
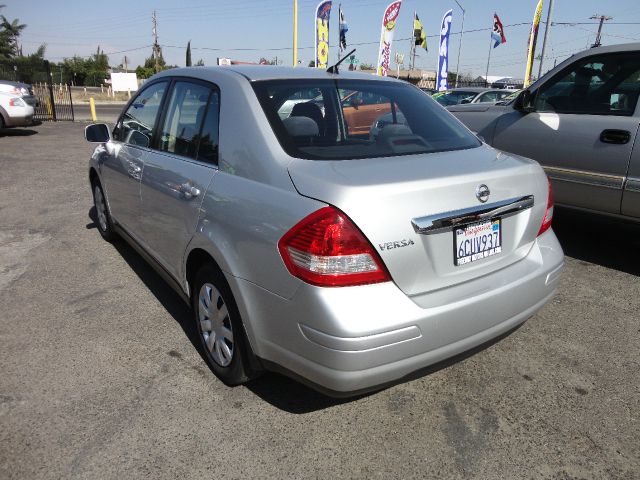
[1, 122, 639, 479]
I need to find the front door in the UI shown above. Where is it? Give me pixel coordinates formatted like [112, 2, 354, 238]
[101, 81, 168, 233]
[139, 80, 220, 279]
[492, 51, 640, 214]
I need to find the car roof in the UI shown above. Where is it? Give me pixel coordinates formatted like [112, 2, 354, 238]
[0, 80, 30, 87]
[153, 65, 404, 84]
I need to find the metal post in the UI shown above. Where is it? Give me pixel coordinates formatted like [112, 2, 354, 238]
[45, 60, 56, 121]
[453, 0, 465, 88]
[485, 35, 493, 87]
[293, 0, 298, 67]
[590, 14, 612, 48]
[68, 83, 75, 122]
[538, 0, 554, 79]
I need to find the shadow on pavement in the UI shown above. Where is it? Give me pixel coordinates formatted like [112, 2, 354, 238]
[553, 207, 640, 276]
[86, 207, 525, 413]
[0, 127, 38, 137]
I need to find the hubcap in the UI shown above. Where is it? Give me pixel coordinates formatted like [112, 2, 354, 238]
[198, 283, 234, 367]
[94, 185, 108, 232]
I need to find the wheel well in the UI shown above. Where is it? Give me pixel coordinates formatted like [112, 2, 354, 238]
[185, 248, 221, 295]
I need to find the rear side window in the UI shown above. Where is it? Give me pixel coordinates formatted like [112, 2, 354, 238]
[196, 92, 220, 164]
[115, 81, 167, 147]
[158, 81, 213, 160]
[253, 79, 480, 160]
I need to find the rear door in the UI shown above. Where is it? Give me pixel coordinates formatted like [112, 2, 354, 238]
[138, 80, 219, 278]
[102, 81, 168, 234]
[492, 51, 640, 214]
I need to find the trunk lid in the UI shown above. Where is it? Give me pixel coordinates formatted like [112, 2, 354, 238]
[287, 145, 549, 297]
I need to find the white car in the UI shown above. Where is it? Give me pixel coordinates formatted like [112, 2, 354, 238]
[0, 91, 35, 128]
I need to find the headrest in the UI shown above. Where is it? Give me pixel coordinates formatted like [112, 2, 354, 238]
[282, 116, 319, 137]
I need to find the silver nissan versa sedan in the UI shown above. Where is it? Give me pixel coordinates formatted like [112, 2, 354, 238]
[85, 66, 564, 396]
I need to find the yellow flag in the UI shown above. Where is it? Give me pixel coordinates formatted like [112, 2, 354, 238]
[524, 0, 543, 87]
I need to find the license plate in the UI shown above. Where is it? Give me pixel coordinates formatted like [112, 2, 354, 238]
[454, 219, 502, 266]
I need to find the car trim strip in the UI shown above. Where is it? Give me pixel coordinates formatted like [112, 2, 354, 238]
[624, 177, 640, 193]
[411, 195, 534, 235]
[543, 166, 625, 190]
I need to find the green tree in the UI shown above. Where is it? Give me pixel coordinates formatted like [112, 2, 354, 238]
[0, 6, 26, 59]
[195, 59, 205, 66]
[186, 40, 192, 67]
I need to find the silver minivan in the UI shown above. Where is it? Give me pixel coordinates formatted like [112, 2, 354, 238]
[85, 66, 564, 396]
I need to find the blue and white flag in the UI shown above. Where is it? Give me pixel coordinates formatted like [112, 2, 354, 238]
[339, 4, 348, 52]
[437, 9, 453, 91]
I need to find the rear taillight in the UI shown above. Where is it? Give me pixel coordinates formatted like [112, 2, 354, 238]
[8, 97, 25, 107]
[538, 176, 554, 236]
[278, 206, 391, 287]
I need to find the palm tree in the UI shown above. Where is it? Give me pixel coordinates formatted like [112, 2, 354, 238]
[0, 14, 26, 58]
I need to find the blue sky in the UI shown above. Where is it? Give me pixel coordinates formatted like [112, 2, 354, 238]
[5, 0, 640, 78]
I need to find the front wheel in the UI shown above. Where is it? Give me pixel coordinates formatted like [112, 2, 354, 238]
[92, 180, 116, 242]
[192, 264, 258, 385]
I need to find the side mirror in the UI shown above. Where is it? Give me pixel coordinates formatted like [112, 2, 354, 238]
[514, 89, 535, 113]
[85, 123, 111, 143]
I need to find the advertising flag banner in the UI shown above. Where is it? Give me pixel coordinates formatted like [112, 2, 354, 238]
[339, 5, 348, 52]
[376, 1, 403, 76]
[436, 9, 453, 91]
[315, 1, 332, 68]
[524, 0, 543, 87]
[492, 13, 506, 48]
[414, 13, 427, 50]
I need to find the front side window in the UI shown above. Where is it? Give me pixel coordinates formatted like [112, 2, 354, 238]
[115, 81, 167, 147]
[158, 81, 214, 160]
[535, 53, 640, 115]
[253, 79, 480, 160]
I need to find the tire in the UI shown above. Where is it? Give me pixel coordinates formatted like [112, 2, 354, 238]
[192, 263, 258, 386]
[0, 114, 5, 129]
[91, 180, 116, 242]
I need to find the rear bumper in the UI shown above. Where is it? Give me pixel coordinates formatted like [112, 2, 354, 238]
[232, 230, 564, 395]
[3, 107, 34, 127]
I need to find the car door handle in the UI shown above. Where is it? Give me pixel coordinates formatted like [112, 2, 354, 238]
[600, 129, 631, 144]
[180, 183, 201, 199]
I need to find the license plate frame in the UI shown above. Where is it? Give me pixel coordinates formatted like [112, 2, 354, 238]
[454, 219, 502, 266]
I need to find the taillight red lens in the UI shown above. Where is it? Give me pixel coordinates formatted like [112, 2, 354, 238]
[278, 206, 391, 287]
[538, 176, 554, 236]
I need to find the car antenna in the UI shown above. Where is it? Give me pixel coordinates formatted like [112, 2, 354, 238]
[326, 49, 356, 74]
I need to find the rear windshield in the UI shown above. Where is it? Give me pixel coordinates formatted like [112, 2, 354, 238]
[252, 79, 480, 160]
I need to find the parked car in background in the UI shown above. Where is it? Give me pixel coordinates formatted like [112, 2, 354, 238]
[450, 43, 640, 221]
[85, 66, 563, 396]
[432, 87, 516, 107]
[0, 91, 35, 128]
[0, 80, 38, 108]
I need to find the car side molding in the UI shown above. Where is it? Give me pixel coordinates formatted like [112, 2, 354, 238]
[412, 195, 535, 235]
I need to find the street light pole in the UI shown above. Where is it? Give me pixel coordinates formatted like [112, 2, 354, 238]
[453, 0, 465, 88]
[537, 0, 554, 79]
[293, 0, 298, 67]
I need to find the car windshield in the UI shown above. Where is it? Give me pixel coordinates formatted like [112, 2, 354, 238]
[252, 79, 480, 160]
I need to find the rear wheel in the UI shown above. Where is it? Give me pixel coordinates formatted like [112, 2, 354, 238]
[92, 180, 116, 241]
[192, 264, 257, 385]
[0, 114, 5, 129]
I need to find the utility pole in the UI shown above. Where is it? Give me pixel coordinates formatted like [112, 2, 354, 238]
[123, 56, 128, 73]
[537, 0, 554, 78]
[590, 14, 612, 48]
[293, 0, 298, 67]
[152, 10, 160, 72]
[453, 0, 465, 88]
